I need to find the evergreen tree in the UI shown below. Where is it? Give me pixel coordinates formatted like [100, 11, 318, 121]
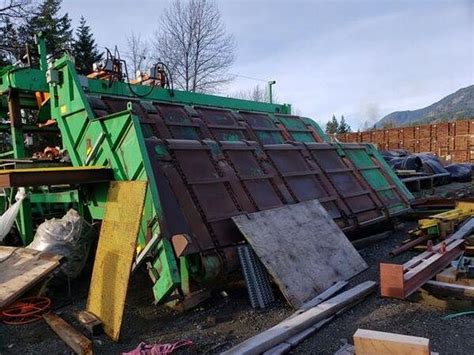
[19, 0, 73, 63]
[0, 17, 22, 66]
[337, 115, 351, 133]
[325, 114, 339, 134]
[72, 16, 102, 75]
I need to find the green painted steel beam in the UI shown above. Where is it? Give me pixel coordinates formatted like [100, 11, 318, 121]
[84, 78, 290, 114]
[0, 124, 59, 133]
[152, 239, 181, 304]
[0, 68, 48, 94]
[29, 190, 80, 204]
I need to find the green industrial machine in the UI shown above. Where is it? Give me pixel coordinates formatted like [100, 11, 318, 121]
[0, 34, 413, 307]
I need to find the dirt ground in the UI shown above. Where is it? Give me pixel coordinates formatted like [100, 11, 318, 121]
[1, 183, 474, 354]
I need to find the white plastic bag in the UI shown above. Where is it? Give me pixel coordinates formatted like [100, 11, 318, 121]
[28, 209, 93, 278]
[0, 188, 26, 242]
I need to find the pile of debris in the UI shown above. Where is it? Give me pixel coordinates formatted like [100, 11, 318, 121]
[381, 150, 472, 194]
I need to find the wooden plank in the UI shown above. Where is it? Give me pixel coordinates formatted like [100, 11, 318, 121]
[354, 329, 430, 355]
[43, 313, 93, 355]
[222, 281, 375, 355]
[424, 280, 474, 300]
[298, 281, 348, 311]
[265, 316, 334, 354]
[290, 281, 347, 319]
[232, 200, 368, 308]
[75, 310, 103, 335]
[0, 246, 62, 308]
[436, 267, 459, 284]
[265, 297, 365, 355]
[436, 267, 474, 286]
[262, 343, 291, 355]
[412, 288, 473, 311]
[86, 181, 147, 341]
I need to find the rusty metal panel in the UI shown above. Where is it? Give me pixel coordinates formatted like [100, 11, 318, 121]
[341, 144, 410, 216]
[146, 139, 247, 249]
[274, 114, 319, 143]
[195, 107, 248, 142]
[304, 143, 386, 226]
[89, 96, 415, 240]
[219, 141, 292, 210]
[169, 140, 254, 248]
[263, 144, 353, 230]
[154, 103, 201, 139]
[239, 111, 287, 144]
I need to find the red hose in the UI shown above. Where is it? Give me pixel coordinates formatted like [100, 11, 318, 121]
[1, 297, 51, 325]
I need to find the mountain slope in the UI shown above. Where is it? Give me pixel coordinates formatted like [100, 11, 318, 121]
[377, 85, 474, 127]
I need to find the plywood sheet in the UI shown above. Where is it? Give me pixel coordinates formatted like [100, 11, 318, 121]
[232, 199, 367, 308]
[0, 246, 61, 308]
[86, 180, 147, 341]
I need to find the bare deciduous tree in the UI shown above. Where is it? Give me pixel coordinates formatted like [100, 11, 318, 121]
[125, 31, 149, 78]
[234, 85, 267, 102]
[0, 0, 32, 19]
[153, 0, 235, 93]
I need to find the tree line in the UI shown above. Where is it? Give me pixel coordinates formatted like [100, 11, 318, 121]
[0, 0, 236, 93]
[325, 114, 351, 134]
[0, 0, 102, 74]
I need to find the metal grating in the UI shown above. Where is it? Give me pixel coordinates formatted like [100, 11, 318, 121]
[238, 244, 274, 309]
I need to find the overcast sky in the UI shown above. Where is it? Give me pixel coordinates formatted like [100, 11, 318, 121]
[62, 0, 474, 129]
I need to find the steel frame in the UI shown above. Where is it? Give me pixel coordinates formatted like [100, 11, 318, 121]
[0, 33, 415, 306]
[380, 234, 468, 299]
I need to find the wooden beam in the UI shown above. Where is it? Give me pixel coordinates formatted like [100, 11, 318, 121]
[43, 313, 93, 355]
[353, 329, 430, 355]
[222, 281, 376, 355]
[75, 310, 103, 335]
[424, 280, 474, 300]
[267, 291, 371, 354]
[292, 281, 348, 317]
[410, 288, 472, 311]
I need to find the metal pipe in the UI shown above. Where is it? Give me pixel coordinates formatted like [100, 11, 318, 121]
[267, 80, 276, 103]
[390, 234, 432, 257]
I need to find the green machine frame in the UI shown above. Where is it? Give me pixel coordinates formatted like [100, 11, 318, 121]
[0, 35, 296, 305]
[0, 34, 412, 306]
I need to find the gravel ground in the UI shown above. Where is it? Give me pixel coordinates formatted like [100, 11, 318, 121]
[1, 183, 474, 354]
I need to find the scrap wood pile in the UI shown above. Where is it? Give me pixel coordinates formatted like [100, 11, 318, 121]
[391, 200, 474, 256]
[336, 118, 474, 164]
[380, 196, 474, 304]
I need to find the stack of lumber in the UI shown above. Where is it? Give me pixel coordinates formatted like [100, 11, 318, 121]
[223, 281, 376, 355]
[336, 119, 474, 163]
